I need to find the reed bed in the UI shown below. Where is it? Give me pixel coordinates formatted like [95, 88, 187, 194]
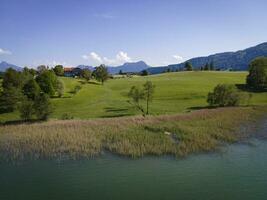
[0, 106, 266, 162]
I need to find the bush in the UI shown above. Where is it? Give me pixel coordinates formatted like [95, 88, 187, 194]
[246, 57, 267, 90]
[207, 84, 241, 107]
[36, 70, 58, 96]
[56, 79, 64, 97]
[71, 85, 82, 94]
[34, 93, 53, 120]
[19, 98, 35, 121]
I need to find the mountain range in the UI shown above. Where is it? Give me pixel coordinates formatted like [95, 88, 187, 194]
[1, 42, 267, 74]
[147, 42, 267, 74]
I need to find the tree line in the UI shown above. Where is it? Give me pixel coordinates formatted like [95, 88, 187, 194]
[0, 64, 110, 121]
[52, 64, 109, 84]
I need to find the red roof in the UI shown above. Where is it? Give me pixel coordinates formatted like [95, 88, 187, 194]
[64, 67, 74, 72]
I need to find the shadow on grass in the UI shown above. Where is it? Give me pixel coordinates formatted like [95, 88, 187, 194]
[50, 96, 71, 99]
[101, 107, 132, 118]
[188, 105, 215, 111]
[235, 84, 267, 93]
[0, 119, 45, 126]
[78, 80, 101, 85]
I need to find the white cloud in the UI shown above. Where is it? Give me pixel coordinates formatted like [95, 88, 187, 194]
[90, 52, 103, 63]
[172, 55, 183, 62]
[116, 51, 132, 63]
[0, 48, 12, 55]
[82, 51, 133, 66]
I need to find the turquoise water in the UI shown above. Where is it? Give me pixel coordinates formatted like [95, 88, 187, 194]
[0, 123, 267, 200]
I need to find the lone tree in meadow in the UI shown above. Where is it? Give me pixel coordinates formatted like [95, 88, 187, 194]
[246, 57, 267, 90]
[128, 86, 145, 116]
[184, 62, 193, 71]
[94, 64, 109, 85]
[143, 81, 155, 115]
[81, 69, 92, 82]
[128, 81, 155, 116]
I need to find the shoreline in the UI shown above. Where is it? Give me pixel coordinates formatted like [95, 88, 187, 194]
[0, 106, 266, 162]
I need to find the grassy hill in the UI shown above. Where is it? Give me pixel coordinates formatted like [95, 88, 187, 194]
[0, 71, 266, 122]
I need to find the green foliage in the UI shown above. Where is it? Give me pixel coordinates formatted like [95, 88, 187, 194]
[56, 79, 64, 97]
[94, 64, 109, 84]
[34, 93, 53, 120]
[71, 85, 82, 94]
[2, 68, 23, 89]
[207, 84, 241, 107]
[128, 86, 145, 115]
[36, 70, 58, 96]
[81, 69, 92, 82]
[53, 65, 64, 76]
[143, 81, 155, 114]
[0, 86, 23, 112]
[18, 97, 35, 121]
[1, 72, 267, 122]
[128, 81, 155, 115]
[37, 65, 49, 73]
[184, 62, 193, 71]
[246, 57, 267, 89]
[23, 79, 40, 100]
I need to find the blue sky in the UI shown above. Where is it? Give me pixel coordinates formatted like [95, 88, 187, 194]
[0, 0, 267, 67]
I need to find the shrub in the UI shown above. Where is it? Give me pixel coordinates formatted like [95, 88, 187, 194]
[18, 97, 35, 121]
[246, 57, 267, 90]
[207, 84, 241, 107]
[71, 85, 82, 94]
[56, 79, 64, 97]
[34, 93, 53, 120]
[23, 79, 40, 100]
[36, 70, 58, 96]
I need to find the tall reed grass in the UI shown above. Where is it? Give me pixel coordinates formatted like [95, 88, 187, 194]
[0, 106, 266, 162]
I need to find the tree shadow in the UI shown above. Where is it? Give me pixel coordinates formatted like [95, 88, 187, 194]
[188, 105, 215, 111]
[0, 119, 44, 126]
[235, 84, 267, 93]
[78, 80, 101, 85]
[100, 107, 131, 118]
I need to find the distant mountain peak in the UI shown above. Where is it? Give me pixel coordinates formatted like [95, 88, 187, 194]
[0, 61, 22, 71]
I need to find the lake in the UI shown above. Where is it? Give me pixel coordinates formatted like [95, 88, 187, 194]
[0, 121, 267, 200]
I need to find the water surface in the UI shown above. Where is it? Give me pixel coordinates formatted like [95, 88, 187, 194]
[0, 122, 267, 200]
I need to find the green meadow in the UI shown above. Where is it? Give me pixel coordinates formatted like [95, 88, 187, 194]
[0, 71, 267, 160]
[0, 71, 267, 122]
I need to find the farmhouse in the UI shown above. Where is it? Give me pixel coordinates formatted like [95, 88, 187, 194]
[64, 67, 82, 77]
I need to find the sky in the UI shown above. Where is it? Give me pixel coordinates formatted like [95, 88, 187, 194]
[0, 0, 267, 67]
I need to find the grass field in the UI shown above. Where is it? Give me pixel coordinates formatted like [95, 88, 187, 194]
[0, 71, 266, 122]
